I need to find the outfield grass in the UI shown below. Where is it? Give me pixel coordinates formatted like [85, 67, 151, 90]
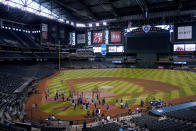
[45, 68, 196, 108]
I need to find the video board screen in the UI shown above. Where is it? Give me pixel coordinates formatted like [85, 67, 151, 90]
[93, 47, 102, 53]
[127, 31, 170, 53]
[93, 32, 103, 43]
[108, 46, 116, 52]
[111, 31, 121, 43]
[112, 61, 122, 64]
[178, 26, 192, 39]
[116, 46, 124, 52]
[174, 44, 184, 51]
[174, 62, 187, 65]
[101, 44, 107, 55]
[77, 34, 85, 44]
[185, 44, 195, 51]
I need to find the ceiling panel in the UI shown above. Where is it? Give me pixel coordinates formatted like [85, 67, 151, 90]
[113, 0, 138, 8]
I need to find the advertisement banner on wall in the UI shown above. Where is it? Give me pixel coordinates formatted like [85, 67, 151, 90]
[93, 32, 103, 43]
[69, 32, 76, 45]
[77, 34, 86, 44]
[178, 26, 192, 39]
[41, 23, 48, 39]
[185, 44, 195, 51]
[111, 31, 121, 43]
[174, 44, 185, 51]
[101, 44, 107, 55]
[108, 46, 116, 52]
[116, 46, 124, 52]
[93, 47, 101, 53]
[42, 23, 48, 32]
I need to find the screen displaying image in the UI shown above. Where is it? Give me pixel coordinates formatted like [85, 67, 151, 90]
[93, 47, 102, 53]
[77, 34, 85, 44]
[174, 44, 184, 51]
[108, 46, 117, 52]
[185, 44, 195, 51]
[93, 32, 103, 43]
[116, 46, 124, 52]
[178, 26, 192, 39]
[111, 31, 121, 43]
[174, 62, 187, 65]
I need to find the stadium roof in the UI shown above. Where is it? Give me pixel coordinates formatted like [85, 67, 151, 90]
[0, 0, 196, 26]
[36, 0, 196, 22]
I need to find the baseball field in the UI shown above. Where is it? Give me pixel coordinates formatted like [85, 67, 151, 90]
[25, 68, 196, 120]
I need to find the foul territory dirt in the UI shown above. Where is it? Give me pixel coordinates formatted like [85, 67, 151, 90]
[24, 73, 196, 121]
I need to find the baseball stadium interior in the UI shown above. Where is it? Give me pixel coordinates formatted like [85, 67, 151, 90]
[0, 0, 196, 131]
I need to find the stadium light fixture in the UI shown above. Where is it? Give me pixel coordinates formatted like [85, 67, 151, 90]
[76, 23, 86, 27]
[96, 23, 100, 26]
[155, 25, 171, 30]
[88, 23, 93, 27]
[126, 27, 138, 32]
[66, 20, 69, 24]
[170, 29, 174, 33]
[58, 18, 64, 23]
[71, 22, 74, 26]
[103, 22, 107, 26]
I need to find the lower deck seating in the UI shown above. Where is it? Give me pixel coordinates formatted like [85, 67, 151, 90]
[41, 127, 66, 131]
[0, 63, 55, 93]
[165, 106, 196, 123]
[130, 115, 195, 131]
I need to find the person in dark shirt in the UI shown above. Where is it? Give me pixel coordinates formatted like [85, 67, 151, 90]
[141, 100, 144, 107]
[107, 104, 109, 111]
[83, 120, 86, 129]
[74, 103, 76, 111]
[101, 112, 105, 118]
[87, 110, 90, 117]
[92, 110, 95, 118]
[97, 94, 99, 100]
[116, 99, 118, 104]
[96, 108, 99, 115]
[48, 115, 51, 120]
[121, 98, 123, 103]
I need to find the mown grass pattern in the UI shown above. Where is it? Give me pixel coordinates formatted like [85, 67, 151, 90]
[47, 68, 196, 105]
[74, 80, 144, 94]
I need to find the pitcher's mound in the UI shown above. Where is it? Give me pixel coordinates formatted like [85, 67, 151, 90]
[100, 86, 114, 89]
